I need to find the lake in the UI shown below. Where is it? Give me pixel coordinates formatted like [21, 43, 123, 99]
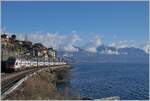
[57, 63, 149, 100]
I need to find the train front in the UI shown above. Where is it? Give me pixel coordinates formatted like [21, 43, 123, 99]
[6, 57, 17, 72]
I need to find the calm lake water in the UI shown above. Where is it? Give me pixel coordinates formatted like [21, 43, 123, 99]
[57, 63, 149, 100]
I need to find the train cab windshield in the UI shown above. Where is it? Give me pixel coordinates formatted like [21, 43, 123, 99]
[7, 57, 16, 65]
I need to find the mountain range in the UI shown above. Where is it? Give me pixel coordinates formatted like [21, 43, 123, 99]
[57, 45, 149, 64]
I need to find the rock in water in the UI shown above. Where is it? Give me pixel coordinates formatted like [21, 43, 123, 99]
[95, 96, 120, 100]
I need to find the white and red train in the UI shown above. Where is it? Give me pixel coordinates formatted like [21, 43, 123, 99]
[6, 57, 66, 71]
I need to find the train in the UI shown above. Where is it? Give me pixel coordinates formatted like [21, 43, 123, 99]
[6, 57, 67, 72]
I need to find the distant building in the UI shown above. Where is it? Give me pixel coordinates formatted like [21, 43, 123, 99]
[1, 34, 59, 62]
[1, 34, 17, 60]
[48, 47, 56, 61]
[32, 43, 45, 57]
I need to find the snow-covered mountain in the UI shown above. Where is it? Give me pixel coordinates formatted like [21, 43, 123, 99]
[57, 45, 149, 64]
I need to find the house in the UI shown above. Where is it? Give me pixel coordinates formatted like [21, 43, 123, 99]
[48, 47, 56, 61]
[32, 43, 45, 57]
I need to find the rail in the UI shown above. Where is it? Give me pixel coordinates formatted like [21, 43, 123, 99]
[1, 64, 70, 99]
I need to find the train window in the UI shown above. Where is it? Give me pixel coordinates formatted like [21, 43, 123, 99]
[7, 57, 16, 65]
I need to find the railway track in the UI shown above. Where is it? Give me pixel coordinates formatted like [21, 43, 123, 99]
[1, 68, 40, 96]
[1, 75, 25, 94]
[1, 64, 70, 99]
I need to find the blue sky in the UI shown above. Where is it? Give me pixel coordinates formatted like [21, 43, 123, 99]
[1, 1, 149, 51]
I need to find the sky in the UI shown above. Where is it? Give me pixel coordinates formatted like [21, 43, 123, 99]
[1, 1, 149, 52]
